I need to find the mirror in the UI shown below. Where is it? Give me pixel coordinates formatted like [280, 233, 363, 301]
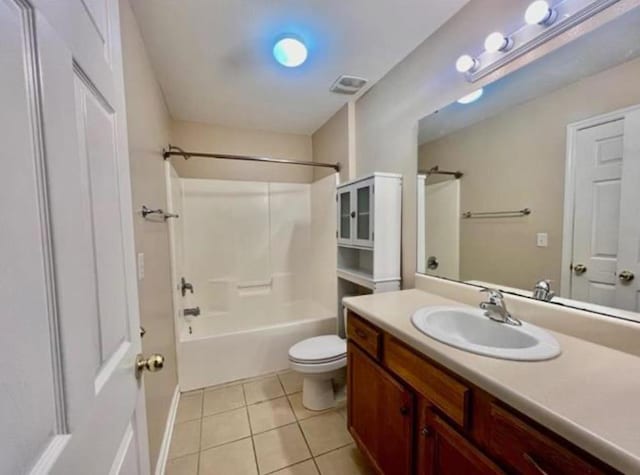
[416, 7, 640, 321]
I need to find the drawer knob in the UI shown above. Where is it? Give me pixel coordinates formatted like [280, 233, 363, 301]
[523, 453, 549, 475]
[355, 328, 367, 339]
[421, 426, 431, 437]
[399, 405, 410, 416]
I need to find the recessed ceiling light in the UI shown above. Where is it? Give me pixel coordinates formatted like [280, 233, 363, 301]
[525, 1, 557, 25]
[273, 37, 308, 68]
[484, 32, 513, 53]
[457, 88, 484, 104]
[455, 55, 479, 74]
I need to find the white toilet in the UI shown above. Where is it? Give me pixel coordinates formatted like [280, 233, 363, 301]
[288, 335, 347, 411]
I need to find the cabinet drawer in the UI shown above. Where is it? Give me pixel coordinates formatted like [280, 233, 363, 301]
[347, 312, 381, 360]
[488, 403, 613, 475]
[384, 336, 470, 428]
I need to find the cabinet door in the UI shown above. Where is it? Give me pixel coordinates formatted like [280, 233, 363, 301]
[354, 181, 374, 247]
[338, 186, 354, 245]
[417, 399, 505, 475]
[348, 342, 413, 475]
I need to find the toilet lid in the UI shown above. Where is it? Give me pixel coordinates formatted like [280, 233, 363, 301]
[289, 335, 346, 364]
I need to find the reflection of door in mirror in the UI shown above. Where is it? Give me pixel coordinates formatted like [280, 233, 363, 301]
[417, 175, 460, 280]
[564, 108, 640, 311]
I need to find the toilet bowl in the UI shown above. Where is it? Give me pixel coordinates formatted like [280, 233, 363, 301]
[288, 335, 347, 411]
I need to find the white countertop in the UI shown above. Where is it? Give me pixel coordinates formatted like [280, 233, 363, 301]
[343, 289, 640, 474]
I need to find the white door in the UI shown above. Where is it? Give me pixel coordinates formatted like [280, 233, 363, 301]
[569, 111, 640, 311]
[1, 1, 150, 474]
[424, 180, 460, 280]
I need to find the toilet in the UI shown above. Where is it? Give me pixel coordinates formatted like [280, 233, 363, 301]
[288, 335, 347, 411]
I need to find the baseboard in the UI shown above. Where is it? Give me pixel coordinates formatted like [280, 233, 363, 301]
[155, 386, 180, 475]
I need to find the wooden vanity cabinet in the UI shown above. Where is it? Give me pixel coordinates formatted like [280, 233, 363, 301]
[346, 311, 619, 475]
[347, 342, 414, 475]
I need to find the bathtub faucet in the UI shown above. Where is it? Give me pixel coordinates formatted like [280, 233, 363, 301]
[183, 307, 200, 317]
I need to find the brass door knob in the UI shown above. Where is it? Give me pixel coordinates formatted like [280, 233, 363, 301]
[619, 270, 635, 283]
[136, 353, 165, 378]
[573, 264, 587, 275]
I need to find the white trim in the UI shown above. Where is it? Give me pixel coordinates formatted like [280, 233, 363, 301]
[155, 385, 180, 475]
[416, 175, 426, 275]
[560, 103, 640, 297]
[29, 435, 71, 475]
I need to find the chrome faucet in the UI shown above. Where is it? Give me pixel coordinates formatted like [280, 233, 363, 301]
[479, 288, 521, 326]
[532, 279, 554, 302]
[183, 307, 200, 317]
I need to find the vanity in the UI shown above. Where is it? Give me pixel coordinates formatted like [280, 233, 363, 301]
[343, 286, 640, 475]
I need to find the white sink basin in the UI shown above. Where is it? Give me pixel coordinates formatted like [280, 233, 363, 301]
[411, 306, 560, 361]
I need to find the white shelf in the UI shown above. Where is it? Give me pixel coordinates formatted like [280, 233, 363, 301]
[337, 266, 401, 291]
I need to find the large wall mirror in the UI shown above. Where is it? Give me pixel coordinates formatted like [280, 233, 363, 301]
[416, 7, 640, 322]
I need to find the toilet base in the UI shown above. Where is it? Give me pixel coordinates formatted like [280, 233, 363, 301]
[300, 368, 344, 411]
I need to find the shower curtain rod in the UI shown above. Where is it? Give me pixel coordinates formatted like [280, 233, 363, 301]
[419, 165, 463, 179]
[163, 144, 340, 172]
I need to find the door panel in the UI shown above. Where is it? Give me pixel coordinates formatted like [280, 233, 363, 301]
[352, 182, 374, 247]
[74, 73, 129, 364]
[616, 110, 640, 311]
[1, 0, 148, 472]
[347, 342, 413, 475]
[338, 188, 352, 245]
[571, 119, 623, 306]
[0, 1, 61, 472]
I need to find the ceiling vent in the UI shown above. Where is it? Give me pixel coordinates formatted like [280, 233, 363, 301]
[330, 75, 368, 95]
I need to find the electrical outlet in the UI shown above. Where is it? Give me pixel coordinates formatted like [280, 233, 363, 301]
[536, 233, 548, 248]
[137, 252, 145, 280]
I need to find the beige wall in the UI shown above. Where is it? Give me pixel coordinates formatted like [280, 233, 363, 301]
[353, 0, 638, 288]
[120, 1, 177, 470]
[170, 120, 313, 183]
[419, 57, 640, 290]
[311, 104, 350, 183]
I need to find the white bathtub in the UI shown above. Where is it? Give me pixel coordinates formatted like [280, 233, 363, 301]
[177, 300, 336, 391]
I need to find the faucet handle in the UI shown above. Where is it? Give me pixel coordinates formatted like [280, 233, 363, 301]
[480, 287, 504, 303]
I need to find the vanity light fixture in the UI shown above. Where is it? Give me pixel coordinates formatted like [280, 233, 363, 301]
[457, 88, 484, 104]
[456, 0, 620, 83]
[273, 37, 308, 68]
[484, 32, 514, 53]
[525, 1, 558, 25]
[456, 54, 479, 73]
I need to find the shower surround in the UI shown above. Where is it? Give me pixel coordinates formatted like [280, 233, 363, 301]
[167, 172, 337, 390]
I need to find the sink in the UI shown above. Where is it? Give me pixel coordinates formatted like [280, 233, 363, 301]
[411, 306, 560, 361]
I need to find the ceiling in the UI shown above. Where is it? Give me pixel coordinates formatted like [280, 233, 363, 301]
[419, 6, 640, 144]
[129, 0, 468, 135]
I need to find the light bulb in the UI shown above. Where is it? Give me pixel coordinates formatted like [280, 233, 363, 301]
[457, 88, 484, 104]
[525, 1, 557, 25]
[455, 54, 478, 73]
[484, 32, 512, 53]
[273, 37, 308, 68]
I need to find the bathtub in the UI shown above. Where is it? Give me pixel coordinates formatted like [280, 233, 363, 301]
[177, 300, 336, 391]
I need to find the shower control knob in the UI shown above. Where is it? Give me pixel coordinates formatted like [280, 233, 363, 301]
[135, 353, 165, 378]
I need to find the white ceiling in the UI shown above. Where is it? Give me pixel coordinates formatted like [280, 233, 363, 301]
[129, 0, 468, 135]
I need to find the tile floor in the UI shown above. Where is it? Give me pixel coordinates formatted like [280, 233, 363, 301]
[166, 371, 373, 475]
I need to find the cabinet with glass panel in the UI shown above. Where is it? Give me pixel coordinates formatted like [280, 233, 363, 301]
[336, 173, 402, 291]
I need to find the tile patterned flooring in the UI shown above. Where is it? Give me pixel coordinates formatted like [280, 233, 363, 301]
[166, 371, 373, 475]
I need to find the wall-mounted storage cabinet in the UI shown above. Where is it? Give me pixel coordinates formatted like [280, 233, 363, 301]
[336, 173, 402, 292]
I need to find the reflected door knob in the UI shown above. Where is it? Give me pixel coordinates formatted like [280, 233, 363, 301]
[573, 264, 587, 275]
[136, 353, 165, 378]
[619, 270, 635, 283]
